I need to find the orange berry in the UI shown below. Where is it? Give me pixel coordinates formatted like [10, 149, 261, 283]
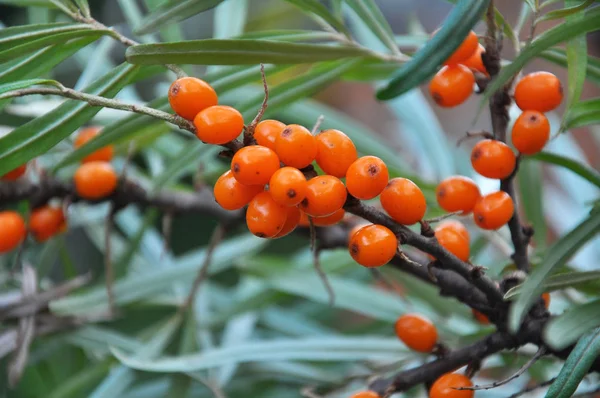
[436, 176, 481, 215]
[312, 208, 345, 226]
[436, 220, 470, 242]
[0, 211, 27, 253]
[274, 206, 301, 238]
[511, 111, 550, 155]
[168, 77, 218, 120]
[429, 65, 475, 108]
[542, 292, 551, 309]
[349, 224, 397, 268]
[298, 211, 310, 227]
[345, 156, 389, 200]
[275, 124, 317, 169]
[246, 191, 288, 238]
[471, 139, 516, 179]
[462, 44, 487, 75]
[351, 392, 380, 398]
[29, 205, 67, 242]
[444, 30, 479, 65]
[269, 167, 307, 207]
[472, 309, 490, 324]
[254, 119, 285, 150]
[231, 145, 280, 186]
[300, 175, 347, 217]
[348, 221, 370, 241]
[74, 126, 114, 163]
[315, 129, 358, 178]
[214, 170, 263, 210]
[430, 373, 473, 398]
[514, 71, 563, 112]
[74, 161, 118, 200]
[1, 164, 27, 181]
[380, 178, 427, 225]
[472, 191, 514, 230]
[194, 105, 244, 145]
[434, 224, 470, 262]
[395, 313, 438, 353]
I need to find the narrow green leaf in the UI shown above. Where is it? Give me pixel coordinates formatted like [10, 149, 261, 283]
[345, 0, 399, 55]
[505, 270, 600, 299]
[545, 300, 600, 349]
[524, 0, 536, 10]
[135, 0, 224, 35]
[237, 30, 338, 42]
[73, 0, 90, 17]
[282, 0, 350, 36]
[0, 79, 61, 96]
[536, 0, 595, 22]
[517, 158, 547, 248]
[0, 22, 95, 51]
[539, 48, 600, 86]
[47, 360, 111, 398]
[509, 211, 600, 332]
[126, 40, 372, 65]
[529, 151, 600, 189]
[0, 0, 56, 6]
[564, 97, 600, 130]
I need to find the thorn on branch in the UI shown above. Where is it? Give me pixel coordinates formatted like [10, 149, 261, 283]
[245, 64, 269, 144]
[311, 115, 325, 135]
[470, 264, 487, 279]
[419, 220, 435, 237]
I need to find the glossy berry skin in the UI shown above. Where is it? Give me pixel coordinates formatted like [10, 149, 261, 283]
[194, 105, 244, 145]
[29, 205, 66, 242]
[429, 65, 475, 108]
[514, 71, 563, 112]
[274, 206, 301, 238]
[269, 167, 307, 207]
[168, 77, 218, 120]
[214, 170, 263, 210]
[444, 30, 479, 65]
[275, 124, 317, 169]
[349, 224, 398, 268]
[436, 176, 480, 215]
[74, 126, 114, 163]
[471, 139, 516, 179]
[246, 191, 288, 238]
[346, 156, 389, 200]
[254, 119, 285, 150]
[300, 175, 347, 217]
[472, 309, 490, 324]
[511, 111, 550, 155]
[430, 373, 473, 398]
[434, 224, 470, 262]
[463, 44, 487, 76]
[380, 178, 427, 225]
[315, 129, 358, 178]
[231, 145, 280, 186]
[472, 191, 514, 230]
[437, 220, 470, 242]
[350, 391, 380, 398]
[0, 211, 27, 253]
[1, 164, 27, 181]
[395, 313, 438, 353]
[312, 208, 345, 226]
[74, 161, 118, 200]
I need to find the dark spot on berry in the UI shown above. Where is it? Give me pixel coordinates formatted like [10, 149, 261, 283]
[472, 148, 482, 161]
[476, 214, 484, 223]
[281, 127, 292, 137]
[327, 143, 334, 148]
[558, 82, 564, 96]
[300, 198, 309, 208]
[437, 187, 446, 198]
[233, 163, 240, 173]
[170, 82, 180, 96]
[255, 171, 260, 175]
[256, 232, 266, 238]
[432, 92, 443, 105]
[287, 189, 296, 198]
[350, 243, 359, 256]
[528, 114, 538, 123]
[367, 164, 379, 176]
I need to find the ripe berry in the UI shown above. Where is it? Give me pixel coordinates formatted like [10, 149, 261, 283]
[511, 111, 550, 155]
[472, 191, 514, 230]
[514, 71, 563, 112]
[395, 313, 438, 353]
[462, 44, 487, 76]
[29, 205, 67, 242]
[269, 167, 307, 207]
[444, 30, 479, 65]
[348, 222, 370, 241]
[430, 373, 473, 398]
[254, 119, 285, 150]
[436, 176, 480, 215]
[380, 178, 427, 225]
[74, 126, 114, 163]
[275, 124, 317, 169]
[214, 170, 263, 210]
[168, 77, 218, 120]
[349, 224, 397, 268]
[194, 105, 244, 145]
[300, 175, 347, 217]
[429, 65, 475, 108]
[437, 220, 470, 242]
[346, 156, 389, 200]
[1, 164, 27, 181]
[542, 292, 550, 309]
[315, 129, 358, 178]
[246, 191, 288, 238]
[471, 139, 516, 179]
[74, 161, 118, 200]
[0, 211, 27, 253]
[472, 309, 490, 324]
[350, 392, 380, 398]
[434, 223, 470, 262]
[274, 206, 301, 238]
[231, 145, 280, 186]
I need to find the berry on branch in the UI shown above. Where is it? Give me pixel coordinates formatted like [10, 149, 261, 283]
[275, 124, 318, 169]
[29, 205, 67, 242]
[273, 206, 302, 238]
[471, 139, 516, 180]
[395, 313, 438, 353]
[0, 211, 27, 253]
[269, 167, 308, 207]
[231, 145, 280, 186]
[380, 177, 427, 225]
[254, 119, 285, 150]
[429, 373, 474, 398]
[444, 30, 479, 65]
[511, 110, 550, 155]
[472, 191, 514, 230]
[349, 224, 398, 267]
[74, 161, 118, 200]
[429, 65, 475, 108]
[436, 176, 481, 215]
[350, 391, 380, 398]
[300, 175, 347, 217]
[214, 170, 264, 210]
[194, 105, 244, 145]
[345, 156, 389, 200]
[1, 164, 27, 181]
[434, 221, 470, 262]
[514, 71, 563, 113]
[168, 77, 218, 120]
[315, 129, 358, 178]
[246, 191, 288, 238]
[74, 126, 114, 163]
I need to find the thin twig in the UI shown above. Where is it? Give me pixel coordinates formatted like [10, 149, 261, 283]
[309, 217, 335, 306]
[456, 131, 494, 147]
[423, 211, 463, 224]
[245, 64, 269, 143]
[311, 115, 325, 135]
[507, 377, 556, 398]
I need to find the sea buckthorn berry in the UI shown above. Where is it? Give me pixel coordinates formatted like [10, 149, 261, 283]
[214, 170, 264, 210]
[437, 220, 470, 242]
[194, 105, 244, 145]
[514, 71, 563, 112]
[349, 224, 397, 268]
[472, 309, 490, 324]
[231, 145, 280, 186]
[380, 178, 427, 225]
[300, 175, 347, 217]
[463, 44, 487, 76]
[168, 77, 218, 120]
[430, 373, 473, 398]
[542, 292, 551, 309]
[444, 30, 479, 65]
[74, 126, 114, 163]
[434, 224, 470, 262]
[254, 119, 285, 150]
[395, 313, 438, 353]
[471, 139, 516, 179]
[246, 191, 288, 238]
[315, 129, 358, 178]
[429, 65, 475, 108]
[436, 176, 481, 215]
[1, 164, 27, 181]
[269, 167, 307, 207]
[74, 161, 118, 200]
[275, 124, 317, 169]
[350, 391, 380, 398]
[511, 111, 550, 155]
[0, 211, 27, 253]
[312, 208, 345, 227]
[346, 156, 389, 200]
[348, 222, 370, 241]
[29, 205, 67, 242]
[274, 206, 301, 238]
[472, 191, 514, 230]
